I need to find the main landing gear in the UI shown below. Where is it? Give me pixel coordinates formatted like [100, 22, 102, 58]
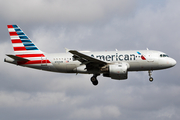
[91, 74, 100, 86]
[148, 70, 153, 82]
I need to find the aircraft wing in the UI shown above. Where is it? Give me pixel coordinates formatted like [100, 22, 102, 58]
[69, 50, 107, 67]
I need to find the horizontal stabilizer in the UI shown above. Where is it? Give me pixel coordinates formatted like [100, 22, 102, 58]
[6, 54, 29, 61]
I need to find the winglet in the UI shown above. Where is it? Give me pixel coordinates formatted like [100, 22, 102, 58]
[65, 48, 70, 53]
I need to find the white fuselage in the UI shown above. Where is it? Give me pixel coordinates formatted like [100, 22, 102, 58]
[15, 50, 175, 74]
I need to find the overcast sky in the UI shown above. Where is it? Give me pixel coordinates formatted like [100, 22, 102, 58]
[0, 0, 180, 120]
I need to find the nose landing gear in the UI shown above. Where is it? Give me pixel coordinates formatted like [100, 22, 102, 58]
[149, 77, 153, 82]
[148, 70, 153, 82]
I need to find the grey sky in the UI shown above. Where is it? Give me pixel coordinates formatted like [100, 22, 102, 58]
[0, 0, 180, 120]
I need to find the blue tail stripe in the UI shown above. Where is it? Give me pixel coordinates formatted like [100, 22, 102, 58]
[17, 32, 25, 35]
[21, 40, 32, 43]
[24, 44, 35, 46]
[15, 29, 22, 32]
[19, 36, 29, 39]
[12, 25, 18, 28]
[25, 47, 38, 50]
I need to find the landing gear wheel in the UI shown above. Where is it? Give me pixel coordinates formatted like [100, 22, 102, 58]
[149, 77, 153, 82]
[148, 70, 153, 82]
[91, 77, 98, 86]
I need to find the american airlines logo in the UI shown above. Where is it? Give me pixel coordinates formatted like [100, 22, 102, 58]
[91, 51, 146, 61]
[137, 51, 146, 60]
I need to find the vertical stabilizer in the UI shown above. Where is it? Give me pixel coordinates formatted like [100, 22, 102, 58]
[7, 25, 43, 55]
[7, 25, 51, 66]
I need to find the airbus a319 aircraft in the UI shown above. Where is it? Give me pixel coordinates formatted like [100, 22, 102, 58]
[4, 25, 176, 85]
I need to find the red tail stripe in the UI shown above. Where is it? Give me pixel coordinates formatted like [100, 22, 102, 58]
[9, 32, 18, 36]
[16, 54, 45, 58]
[14, 47, 26, 51]
[7, 25, 13, 28]
[18, 60, 51, 65]
[12, 39, 22, 43]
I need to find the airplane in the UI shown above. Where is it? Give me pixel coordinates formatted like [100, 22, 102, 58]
[4, 25, 176, 86]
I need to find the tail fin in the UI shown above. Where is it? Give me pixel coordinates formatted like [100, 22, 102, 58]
[7, 25, 43, 55]
[6, 25, 51, 66]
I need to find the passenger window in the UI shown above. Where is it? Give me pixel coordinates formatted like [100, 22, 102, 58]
[160, 54, 162, 57]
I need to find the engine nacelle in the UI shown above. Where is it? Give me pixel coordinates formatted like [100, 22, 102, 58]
[103, 62, 128, 80]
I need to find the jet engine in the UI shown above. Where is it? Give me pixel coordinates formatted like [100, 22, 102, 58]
[103, 62, 129, 80]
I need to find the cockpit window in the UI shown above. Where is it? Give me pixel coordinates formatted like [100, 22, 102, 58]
[160, 54, 169, 57]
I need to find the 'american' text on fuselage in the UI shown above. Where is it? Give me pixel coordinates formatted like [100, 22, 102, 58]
[91, 53, 136, 61]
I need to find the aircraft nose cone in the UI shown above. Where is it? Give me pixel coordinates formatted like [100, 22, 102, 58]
[170, 58, 176, 67]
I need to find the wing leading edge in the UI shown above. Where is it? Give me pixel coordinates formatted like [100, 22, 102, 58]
[69, 50, 107, 65]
